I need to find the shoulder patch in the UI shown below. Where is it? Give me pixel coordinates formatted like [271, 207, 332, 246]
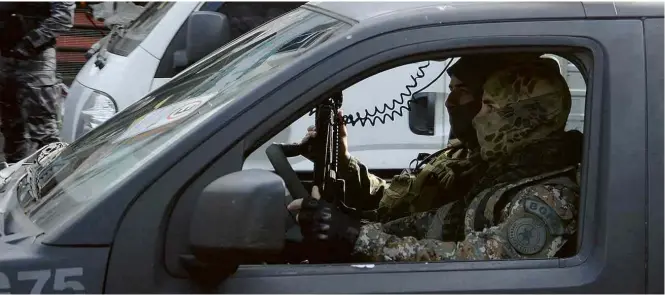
[507, 215, 548, 255]
[524, 197, 564, 235]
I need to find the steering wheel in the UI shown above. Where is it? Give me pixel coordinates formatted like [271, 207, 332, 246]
[265, 143, 311, 244]
[267, 142, 359, 264]
[266, 143, 310, 201]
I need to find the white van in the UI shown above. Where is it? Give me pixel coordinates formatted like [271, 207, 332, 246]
[61, 1, 303, 142]
[61, 2, 586, 171]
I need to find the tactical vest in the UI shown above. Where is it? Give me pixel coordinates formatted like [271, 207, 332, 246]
[464, 166, 578, 232]
[378, 141, 482, 221]
[0, 2, 52, 51]
[423, 166, 578, 253]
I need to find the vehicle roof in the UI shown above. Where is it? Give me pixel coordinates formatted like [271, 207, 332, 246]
[305, 1, 664, 23]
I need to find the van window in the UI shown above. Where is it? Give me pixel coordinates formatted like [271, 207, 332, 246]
[155, 2, 304, 79]
[108, 2, 175, 57]
[214, 2, 304, 39]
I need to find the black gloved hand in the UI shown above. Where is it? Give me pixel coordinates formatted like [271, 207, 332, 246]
[291, 186, 361, 262]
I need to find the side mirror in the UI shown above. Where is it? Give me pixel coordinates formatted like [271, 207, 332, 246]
[173, 11, 231, 69]
[408, 92, 439, 136]
[183, 169, 288, 285]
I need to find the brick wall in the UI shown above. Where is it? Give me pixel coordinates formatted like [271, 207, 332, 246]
[56, 5, 110, 86]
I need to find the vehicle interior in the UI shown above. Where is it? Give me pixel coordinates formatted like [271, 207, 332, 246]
[231, 49, 591, 266]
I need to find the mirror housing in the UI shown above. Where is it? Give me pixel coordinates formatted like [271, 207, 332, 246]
[408, 92, 439, 136]
[173, 11, 231, 69]
[187, 169, 288, 269]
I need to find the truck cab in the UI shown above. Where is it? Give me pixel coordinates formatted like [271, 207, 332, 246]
[1, 2, 662, 293]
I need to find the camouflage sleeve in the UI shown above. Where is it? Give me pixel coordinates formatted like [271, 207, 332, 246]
[352, 183, 578, 262]
[24, 2, 75, 49]
[338, 155, 389, 210]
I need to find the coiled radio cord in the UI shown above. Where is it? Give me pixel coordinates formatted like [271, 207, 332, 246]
[309, 58, 454, 127]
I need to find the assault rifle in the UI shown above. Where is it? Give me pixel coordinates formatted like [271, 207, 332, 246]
[268, 92, 354, 215]
[310, 93, 346, 206]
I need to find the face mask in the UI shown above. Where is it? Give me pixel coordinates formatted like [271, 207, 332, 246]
[446, 88, 481, 146]
[448, 103, 480, 146]
[471, 60, 572, 162]
[472, 94, 566, 162]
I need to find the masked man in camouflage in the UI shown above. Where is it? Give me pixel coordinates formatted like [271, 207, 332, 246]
[0, 2, 75, 163]
[300, 54, 543, 223]
[291, 58, 581, 262]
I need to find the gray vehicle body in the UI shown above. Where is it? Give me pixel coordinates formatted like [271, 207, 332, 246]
[0, 1, 662, 293]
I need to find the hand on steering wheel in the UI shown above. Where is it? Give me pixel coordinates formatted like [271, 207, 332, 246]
[287, 186, 361, 262]
[265, 107, 357, 262]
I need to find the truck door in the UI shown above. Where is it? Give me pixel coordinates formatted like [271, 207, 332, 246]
[210, 18, 648, 294]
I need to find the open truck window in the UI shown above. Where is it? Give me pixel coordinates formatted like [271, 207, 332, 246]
[238, 50, 589, 266]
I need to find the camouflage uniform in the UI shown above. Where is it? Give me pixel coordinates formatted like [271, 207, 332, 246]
[0, 2, 75, 163]
[352, 59, 581, 262]
[339, 54, 558, 223]
[341, 140, 484, 223]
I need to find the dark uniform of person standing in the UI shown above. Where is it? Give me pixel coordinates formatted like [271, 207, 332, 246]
[0, 2, 75, 163]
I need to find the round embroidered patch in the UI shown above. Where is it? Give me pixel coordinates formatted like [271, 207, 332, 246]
[508, 215, 547, 255]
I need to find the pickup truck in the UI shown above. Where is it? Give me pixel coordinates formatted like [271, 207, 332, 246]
[0, 1, 662, 293]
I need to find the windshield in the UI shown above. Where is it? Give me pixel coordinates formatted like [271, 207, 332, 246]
[108, 2, 175, 56]
[26, 7, 351, 230]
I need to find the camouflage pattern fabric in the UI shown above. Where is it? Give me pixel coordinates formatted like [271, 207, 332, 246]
[338, 54, 560, 223]
[354, 172, 578, 261]
[340, 139, 484, 223]
[377, 139, 485, 221]
[472, 59, 572, 162]
[22, 2, 75, 51]
[351, 59, 580, 262]
[0, 2, 74, 163]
